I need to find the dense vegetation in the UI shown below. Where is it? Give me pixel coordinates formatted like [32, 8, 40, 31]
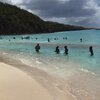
[0, 2, 86, 35]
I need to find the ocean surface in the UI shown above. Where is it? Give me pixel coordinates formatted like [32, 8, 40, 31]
[0, 30, 100, 100]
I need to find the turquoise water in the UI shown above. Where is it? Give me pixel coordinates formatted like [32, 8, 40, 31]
[1, 29, 100, 44]
[0, 30, 100, 99]
[0, 30, 100, 73]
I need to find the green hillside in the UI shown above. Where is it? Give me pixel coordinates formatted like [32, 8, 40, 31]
[0, 2, 86, 35]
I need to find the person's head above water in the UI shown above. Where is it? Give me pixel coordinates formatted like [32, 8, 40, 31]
[89, 46, 94, 56]
[57, 46, 59, 48]
[89, 46, 93, 50]
[64, 46, 67, 48]
[55, 46, 60, 54]
[37, 43, 39, 46]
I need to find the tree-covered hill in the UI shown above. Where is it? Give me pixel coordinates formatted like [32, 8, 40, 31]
[0, 2, 86, 35]
[45, 21, 86, 32]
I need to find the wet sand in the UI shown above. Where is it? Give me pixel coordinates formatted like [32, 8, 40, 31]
[0, 60, 75, 100]
[0, 50, 99, 100]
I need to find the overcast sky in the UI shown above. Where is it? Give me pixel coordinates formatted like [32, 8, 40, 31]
[1, 0, 100, 28]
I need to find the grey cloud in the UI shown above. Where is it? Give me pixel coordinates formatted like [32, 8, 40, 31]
[0, 0, 100, 27]
[67, 17, 100, 28]
[0, 0, 12, 3]
[21, 0, 97, 18]
[95, 0, 100, 6]
[19, 0, 98, 27]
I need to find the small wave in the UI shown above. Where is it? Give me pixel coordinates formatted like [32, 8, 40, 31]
[2, 52, 8, 55]
[35, 58, 42, 64]
[20, 59, 33, 67]
[79, 68, 97, 76]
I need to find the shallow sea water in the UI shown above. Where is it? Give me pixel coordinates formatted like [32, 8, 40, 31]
[0, 30, 100, 100]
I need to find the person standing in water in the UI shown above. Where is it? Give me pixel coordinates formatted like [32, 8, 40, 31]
[64, 46, 68, 55]
[89, 46, 94, 56]
[55, 46, 60, 54]
[80, 38, 82, 42]
[48, 38, 50, 42]
[35, 44, 40, 53]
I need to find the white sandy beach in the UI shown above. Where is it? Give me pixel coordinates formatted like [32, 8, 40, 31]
[0, 62, 76, 100]
[0, 62, 53, 100]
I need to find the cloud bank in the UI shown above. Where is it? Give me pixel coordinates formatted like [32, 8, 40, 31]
[1, 0, 100, 27]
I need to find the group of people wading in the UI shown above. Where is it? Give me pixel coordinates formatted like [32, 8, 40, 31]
[35, 44, 94, 56]
[55, 45, 68, 55]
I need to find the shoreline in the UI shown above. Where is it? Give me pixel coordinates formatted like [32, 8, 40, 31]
[0, 54, 75, 100]
[0, 49, 100, 100]
[0, 62, 53, 100]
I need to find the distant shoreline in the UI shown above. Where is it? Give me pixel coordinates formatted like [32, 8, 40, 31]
[0, 29, 91, 36]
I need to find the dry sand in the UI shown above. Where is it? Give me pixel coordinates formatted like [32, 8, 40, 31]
[0, 62, 53, 100]
[0, 61, 76, 100]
